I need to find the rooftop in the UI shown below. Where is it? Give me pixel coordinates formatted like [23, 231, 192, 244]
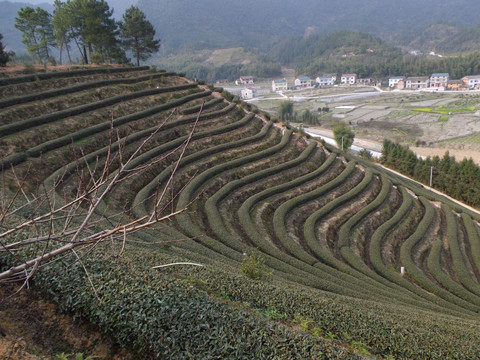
[407, 76, 429, 81]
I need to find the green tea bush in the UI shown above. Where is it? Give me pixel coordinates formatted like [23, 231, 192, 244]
[0, 84, 198, 137]
[427, 208, 480, 308]
[400, 197, 477, 312]
[462, 213, 480, 277]
[303, 168, 373, 269]
[179, 97, 223, 115]
[442, 204, 480, 298]
[22, 90, 210, 158]
[0, 72, 176, 109]
[0, 66, 149, 86]
[273, 160, 357, 266]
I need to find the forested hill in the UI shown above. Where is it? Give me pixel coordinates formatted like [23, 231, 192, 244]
[269, 31, 403, 68]
[393, 23, 480, 54]
[138, 0, 480, 53]
[266, 30, 480, 80]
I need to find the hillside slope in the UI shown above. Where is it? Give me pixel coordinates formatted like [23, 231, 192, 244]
[393, 22, 480, 54]
[2, 66, 480, 358]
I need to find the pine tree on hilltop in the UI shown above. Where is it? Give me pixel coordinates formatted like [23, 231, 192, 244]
[14, 7, 55, 64]
[121, 5, 160, 66]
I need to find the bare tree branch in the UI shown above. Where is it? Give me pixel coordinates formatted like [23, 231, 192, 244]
[0, 105, 202, 285]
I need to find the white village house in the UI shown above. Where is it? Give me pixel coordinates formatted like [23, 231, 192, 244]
[430, 73, 449, 88]
[316, 74, 336, 87]
[462, 75, 480, 89]
[294, 77, 313, 88]
[389, 76, 406, 88]
[241, 87, 257, 99]
[272, 79, 288, 91]
[341, 74, 357, 85]
[406, 77, 430, 89]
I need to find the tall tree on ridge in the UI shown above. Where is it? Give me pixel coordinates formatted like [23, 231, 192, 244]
[52, 0, 72, 64]
[121, 5, 160, 66]
[333, 121, 355, 151]
[15, 6, 56, 64]
[53, 0, 126, 64]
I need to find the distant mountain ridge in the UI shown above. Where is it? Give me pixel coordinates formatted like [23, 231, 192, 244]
[138, 0, 480, 53]
[3, 0, 480, 58]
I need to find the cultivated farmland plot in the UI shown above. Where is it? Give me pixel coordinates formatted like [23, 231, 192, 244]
[2, 66, 480, 359]
[253, 86, 480, 162]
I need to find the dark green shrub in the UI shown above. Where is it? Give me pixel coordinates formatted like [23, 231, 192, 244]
[241, 251, 271, 280]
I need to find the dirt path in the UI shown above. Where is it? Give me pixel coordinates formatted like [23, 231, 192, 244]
[303, 126, 383, 152]
[0, 285, 129, 360]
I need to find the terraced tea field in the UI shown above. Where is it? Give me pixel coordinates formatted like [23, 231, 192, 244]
[2, 66, 480, 359]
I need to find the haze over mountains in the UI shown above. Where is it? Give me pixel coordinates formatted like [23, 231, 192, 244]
[138, 0, 480, 53]
[2, 0, 480, 56]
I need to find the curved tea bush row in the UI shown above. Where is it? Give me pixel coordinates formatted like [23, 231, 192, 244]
[462, 213, 480, 277]
[254, 161, 433, 305]
[116, 104, 238, 177]
[303, 169, 374, 270]
[169, 131, 293, 261]
[427, 206, 480, 308]
[272, 161, 357, 266]
[197, 144, 383, 297]
[308, 182, 467, 316]
[237, 154, 337, 260]
[337, 175, 391, 251]
[337, 176, 391, 282]
[0, 72, 177, 109]
[205, 141, 317, 253]
[295, 173, 458, 311]
[337, 176, 412, 291]
[340, 147, 480, 222]
[0, 65, 150, 87]
[167, 132, 367, 296]
[132, 115, 268, 218]
[175, 129, 293, 213]
[44, 101, 242, 213]
[369, 186, 412, 279]
[0, 83, 198, 137]
[2, 90, 212, 167]
[442, 204, 480, 298]
[364, 188, 461, 313]
[42, 99, 238, 195]
[237, 153, 337, 227]
[180, 98, 224, 115]
[400, 197, 478, 312]
[233, 159, 407, 302]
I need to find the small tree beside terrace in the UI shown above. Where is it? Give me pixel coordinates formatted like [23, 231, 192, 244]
[333, 121, 355, 151]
